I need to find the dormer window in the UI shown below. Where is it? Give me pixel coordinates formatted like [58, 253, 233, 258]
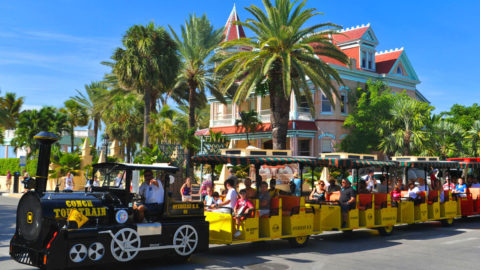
[368, 52, 373, 69]
[361, 49, 375, 70]
[361, 51, 366, 68]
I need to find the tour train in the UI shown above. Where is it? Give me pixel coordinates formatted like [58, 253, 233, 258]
[10, 132, 480, 269]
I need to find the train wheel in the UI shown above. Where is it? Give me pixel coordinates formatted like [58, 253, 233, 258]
[110, 228, 141, 262]
[378, 225, 394, 236]
[441, 218, 454, 227]
[172, 225, 198, 260]
[288, 235, 309, 248]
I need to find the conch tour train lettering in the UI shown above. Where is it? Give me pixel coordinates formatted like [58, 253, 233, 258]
[52, 200, 107, 218]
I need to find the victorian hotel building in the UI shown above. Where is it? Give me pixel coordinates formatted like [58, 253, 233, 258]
[196, 6, 428, 156]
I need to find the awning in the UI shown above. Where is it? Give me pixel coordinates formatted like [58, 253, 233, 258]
[318, 158, 396, 168]
[192, 155, 324, 166]
[458, 162, 480, 169]
[396, 161, 459, 169]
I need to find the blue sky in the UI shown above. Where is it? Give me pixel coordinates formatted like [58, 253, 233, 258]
[0, 0, 478, 113]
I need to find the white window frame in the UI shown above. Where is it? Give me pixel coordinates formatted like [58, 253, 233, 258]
[321, 93, 332, 113]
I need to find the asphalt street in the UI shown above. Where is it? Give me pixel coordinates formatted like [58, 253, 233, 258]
[1, 195, 480, 270]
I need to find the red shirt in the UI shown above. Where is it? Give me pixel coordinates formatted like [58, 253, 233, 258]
[234, 198, 254, 213]
[443, 183, 455, 191]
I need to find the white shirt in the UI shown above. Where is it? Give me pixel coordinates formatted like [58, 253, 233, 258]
[115, 177, 124, 189]
[408, 187, 419, 199]
[64, 176, 74, 191]
[225, 188, 238, 209]
[366, 176, 375, 191]
[139, 180, 164, 204]
[418, 184, 429, 193]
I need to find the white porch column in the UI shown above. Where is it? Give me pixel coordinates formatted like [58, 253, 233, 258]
[290, 137, 298, 156]
[256, 96, 262, 114]
[290, 92, 298, 120]
[231, 102, 237, 125]
[4, 145, 8, 159]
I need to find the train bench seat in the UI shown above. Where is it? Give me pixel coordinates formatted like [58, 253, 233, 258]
[374, 193, 388, 209]
[428, 191, 439, 204]
[259, 197, 280, 218]
[357, 194, 373, 210]
[280, 196, 300, 216]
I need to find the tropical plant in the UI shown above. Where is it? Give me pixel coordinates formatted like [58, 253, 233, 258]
[379, 94, 433, 156]
[49, 145, 82, 187]
[112, 22, 180, 147]
[61, 99, 89, 152]
[0, 92, 24, 129]
[422, 117, 465, 159]
[134, 145, 171, 164]
[169, 14, 226, 176]
[71, 81, 109, 148]
[235, 110, 262, 145]
[465, 120, 480, 157]
[148, 105, 177, 145]
[216, 0, 348, 149]
[440, 103, 480, 131]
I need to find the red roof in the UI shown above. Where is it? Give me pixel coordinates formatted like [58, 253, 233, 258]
[332, 26, 369, 44]
[375, 50, 403, 74]
[196, 120, 317, 136]
[223, 4, 246, 42]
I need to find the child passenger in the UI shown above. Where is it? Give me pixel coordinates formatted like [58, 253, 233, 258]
[233, 189, 255, 238]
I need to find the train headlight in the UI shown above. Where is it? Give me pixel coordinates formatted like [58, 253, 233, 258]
[115, 210, 128, 224]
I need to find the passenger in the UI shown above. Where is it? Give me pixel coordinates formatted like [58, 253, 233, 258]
[357, 180, 370, 194]
[309, 180, 326, 202]
[244, 178, 257, 199]
[471, 178, 480, 188]
[114, 171, 124, 188]
[392, 184, 402, 202]
[454, 178, 467, 197]
[365, 170, 376, 192]
[258, 181, 271, 216]
[216, 179, 237, 214]
[467, 176, 474, 188]
[200, 176, 213, 201]
[396, 177, 405, 191]
[268, 178, 280, 198]
[443, 176, 455, 191]
[213, 192, 222, 205]
[407, 180, 421, 204]
[290, 173, 302, 196]
[227, 168, 238, 188]
[92, 176, 100, 187]
[339, 179, 356, 228]
[327, 178, 341, 193]
[233, 189, 255, 238]
[204, 187, 214, 209]
[64, 172, 74, 192]
[417, 177, 429, 193]
[347, 169, 357, 191]
[134, 169, 164, 222]
[431, 180, 445, 203]
[180, 177, 192, 202]
[375, 177, 388, 193]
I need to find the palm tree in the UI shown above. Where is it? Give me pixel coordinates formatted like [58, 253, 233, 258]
[423, 118, 464, 159]
[168, 14, 225, 176]
[61, 99, 89, 153]
[71, 82, 109, 148]
[0, 92, 24, 129]
[148, 105, 177, 145]
[112, 22, 180, 147]
[466, 120, 480, 157]
[216, 0, 348, 149]
[235, 110, 262, 145]
[379, 95, 433, 155]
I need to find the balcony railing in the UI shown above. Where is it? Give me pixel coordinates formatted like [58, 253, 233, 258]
[297, 107, 313, 121]
[259, 109, 271, 123]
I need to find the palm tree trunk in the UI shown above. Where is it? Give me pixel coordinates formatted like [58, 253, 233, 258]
[70, 127, 75, 153]
[246, 131, 250, 146]
[186, 82, 197, 177]
[93, 117, 99, 148]
[143, 89, 151, 147]
[269, 78, 290, 150]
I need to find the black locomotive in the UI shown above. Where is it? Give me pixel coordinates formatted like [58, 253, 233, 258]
[10, 132, 209, 269]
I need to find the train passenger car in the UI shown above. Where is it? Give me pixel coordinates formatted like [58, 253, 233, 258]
[10, 132, 209, 270]
[448, 159, 480, 217]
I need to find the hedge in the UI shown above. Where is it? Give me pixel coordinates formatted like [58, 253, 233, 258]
[0, 158, 37, 176]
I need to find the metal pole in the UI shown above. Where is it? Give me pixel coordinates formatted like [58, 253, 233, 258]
[255, 164, 261, 197]
[299, 164, 304, 197]
[311, 166, 316, 190]
[386, 166, 390, 193]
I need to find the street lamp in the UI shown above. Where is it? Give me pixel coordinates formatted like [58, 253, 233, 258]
[103, 134, 109, 162]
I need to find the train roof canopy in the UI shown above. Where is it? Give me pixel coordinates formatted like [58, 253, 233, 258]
[192, 154, 323, 166]
[458, 162, 480, 169]
[317, 157, 396, 168]
[93, 162, 179, 172]
[396, 160, 459, 169]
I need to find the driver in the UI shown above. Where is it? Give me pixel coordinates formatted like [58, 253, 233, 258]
[133, 170, 164, 222]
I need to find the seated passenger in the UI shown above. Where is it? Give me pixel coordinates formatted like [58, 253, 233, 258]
[365, 170, 376, 192]
[392, 184, 402, 202]
[357, 180, 370, 194]
[269, 178, 280, 198]
[258, 181, 271, 216]
[290, 173, 302, 196]
[375, 177, 388, 193]
[244, 178, 257, 199]
[114, 171, 125, 189]
[133, 170, 164, 222]
[215, 179, 237, 214]
[213, 192, 222, 205]
[443, 177, 455, 191]
[309, 180, 326, 202]
[180, 177, 192, 202]
[204, 187, 214, 209]
[327, 178, 341, 193]
[396, 178, 405, 191]
[431, 180, 444, 203]
[339, 179, 356, 228]
[407, 180, 421, 204]
[233, 189, 255, 238]
[417, 177, 429, 193]
[471, 178, 480, 188]
[454, 178, 467, 197]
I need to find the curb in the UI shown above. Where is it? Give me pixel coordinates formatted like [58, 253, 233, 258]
[0, 193, 23, 198]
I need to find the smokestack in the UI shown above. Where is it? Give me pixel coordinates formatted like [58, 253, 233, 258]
[34, 131, 59, 193]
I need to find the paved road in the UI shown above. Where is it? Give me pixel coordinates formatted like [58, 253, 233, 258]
[1, 194, 480, 270]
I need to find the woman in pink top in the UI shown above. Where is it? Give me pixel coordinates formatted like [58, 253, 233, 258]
[233, 189, 254, 238]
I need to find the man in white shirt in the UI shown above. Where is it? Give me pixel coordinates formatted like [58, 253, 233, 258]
[366, 170, 376, 192]
[216, 179, 237, 214]
[133, 170, 164, 221]
[114, 172, 125, 189]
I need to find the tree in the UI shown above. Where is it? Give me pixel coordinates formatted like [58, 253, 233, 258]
[235, 110, 262, 145]
[340, 80, 393, 153]
[216, 0, 348, 149]
[11, 107, 68, 157]
[0, 92, 24, 129]
[112, 22, 179, 147]
[379, 94, 434, 156]
[169, 14, 225, 176]
[441, 103, 480, 131]
[49, 145, 82, 188]
[72, 81, 109, 148]
[148, 105, 177, 145]
[465, 120, 480, 157]
[61, 99, 89, 153]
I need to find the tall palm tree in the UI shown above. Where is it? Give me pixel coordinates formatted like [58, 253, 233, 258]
[0, 92, 24, 129]
[61, 99, 89, 153]
[466, 120, 480, 157]
[216, 0, 348, 149]
[112, 22, 179, 147]
[235, 110, 262, 145]
[169, 14, 225, 176]
[72, 82, 109, 148]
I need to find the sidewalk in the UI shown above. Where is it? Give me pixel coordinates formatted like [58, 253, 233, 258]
[0, 192, 22, 198]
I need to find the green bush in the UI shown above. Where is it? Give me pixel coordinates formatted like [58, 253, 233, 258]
[0, 158, 37, 176]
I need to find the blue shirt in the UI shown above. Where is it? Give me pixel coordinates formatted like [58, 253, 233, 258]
[456, 184, 467, 193]
[291, 178, 302, 196]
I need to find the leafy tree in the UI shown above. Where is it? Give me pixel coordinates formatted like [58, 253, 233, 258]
[465, 120, 480, 157]
[148, 105, 177, 145]
[49, 145, 82, 188]
[235, 110, 262, 145]
[134, 145, 171, 164]
[441, 103, 480, 131]
[341, 80, 393, 153]
[169, 14, 225, 176]
[216, 0, 348, 149]
[0, 92, 24, 129]
[422, 118, 465, 159]
[11, 107, 68, 157]
[112, 22, 179, 147]
[61, 99, 89, 152]
[72, 81, 109, 148]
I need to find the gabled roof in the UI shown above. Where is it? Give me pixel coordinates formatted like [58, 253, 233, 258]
[332, 23, 377, 45]
[223, 4, 246, 42]
[375, 49, 403, 74]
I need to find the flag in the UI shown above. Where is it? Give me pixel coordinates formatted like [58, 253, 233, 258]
[67, 209, 89, 228]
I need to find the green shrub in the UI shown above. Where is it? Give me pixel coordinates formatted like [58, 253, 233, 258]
[0, 158, 37, 176]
